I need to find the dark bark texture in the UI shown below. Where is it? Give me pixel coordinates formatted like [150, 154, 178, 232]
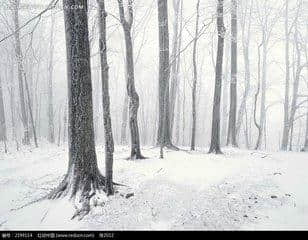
[227, 0, 238, 147]
[157, 0, 178, 150]
[209, 0, 225, 154]
[12, 0, 30, 145]
[97, 0, 115, 195]
[118, 0, 144, 159]
[49, 1, 108, 216]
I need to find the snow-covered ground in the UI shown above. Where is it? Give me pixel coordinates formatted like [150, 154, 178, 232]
[0, 144, 307, 230]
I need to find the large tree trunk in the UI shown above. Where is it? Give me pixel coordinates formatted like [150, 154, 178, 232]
[0, 76, 7, 153]
[281, 0, 290, 151]
[97, 0, 115, 195]
[118, 0, 144, 159]
[157, 0, 178, 150]
[191, 0, 200, 151]
[49, 1, 108, 218]
[209, 0, 225, 154]
[12, 0, 30, 145]
[227, 0, 238, 147]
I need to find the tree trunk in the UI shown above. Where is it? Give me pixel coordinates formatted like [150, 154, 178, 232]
[63, 104, 68, 143]
[97, 0, 115, 195]
[254, 43, 263, 150]
[47, 12, 55, 143]
[191, 0, 200, 151]
[157, 0, 178, 150]
[303, 98, 308, 151]
[8, 56, 19, 150]
[118, 0, 144, 159]
[0, 76, 7, 153]
[57, 106, 62, 147]
[209, 0, 225, 154]
[120, 94, 128, 145]
[169, 0, 181, 138]
[288, 22, 302, 151]
[259, 34, 268, 150]
[12, 0, 30, 145]
[221, 31, 230, 146]
[49, 1, 109, 217]
[236, 0, 252, 146]
[281, 0, 290, 151]
[24, 72, 38, 147]
[227, 0, 238, 147]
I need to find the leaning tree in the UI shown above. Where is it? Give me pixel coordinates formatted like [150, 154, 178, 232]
[117, 0, 145, 159]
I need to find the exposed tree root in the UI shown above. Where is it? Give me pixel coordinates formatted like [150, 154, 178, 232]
[47, 171, 128, 220]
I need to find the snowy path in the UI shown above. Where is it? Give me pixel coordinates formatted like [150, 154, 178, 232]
[0, 145, 307, 230]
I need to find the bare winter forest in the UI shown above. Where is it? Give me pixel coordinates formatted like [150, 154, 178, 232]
[0, 0, 308, 231]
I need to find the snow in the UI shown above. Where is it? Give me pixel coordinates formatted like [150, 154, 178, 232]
[0, 144, 307, 230]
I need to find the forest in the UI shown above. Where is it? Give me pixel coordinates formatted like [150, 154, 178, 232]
[0, 0, 308, 231]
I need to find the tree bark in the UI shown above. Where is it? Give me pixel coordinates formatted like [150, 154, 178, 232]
[117, 0, 144, 159]
[47, 12, 55, 143]
[157, 0, 178, 150]
[227, 0, 238, 147]
[236, 0, 252, 146]
[281, 0, 290, 151]
[49, 1, 109, 216]
[12, 0, 30, 145]
[120, 94, 128, 145]
[169, 0, 181, 139]
[0, 76, 7, 153]
[288, 20, 302, 151]
[97, 0, 115, 195]
[303, 98, 308, 151]
[191, 0, 200, 151]
[254, 43, 263, 150]
[209, 0, 225, 154]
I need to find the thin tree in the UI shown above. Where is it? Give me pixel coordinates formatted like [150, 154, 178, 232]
[303, 98, 308, 151]
[48, 0, 111, 218]
[97, 0, 115, 195]
[12, 0, 30, 145]
[191, 0, 200, 151]
[236, 0, 253, 147]
[209, 0, 225, 154]
[47, 12, 56, 143]
[254, 42, 263, 150]
[169, 0, 181, 138]
[0, 76, 7, 153]
[227, 0, 238, 147]
[117, 0, 145, 159]
[157, 0, 178, 150]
